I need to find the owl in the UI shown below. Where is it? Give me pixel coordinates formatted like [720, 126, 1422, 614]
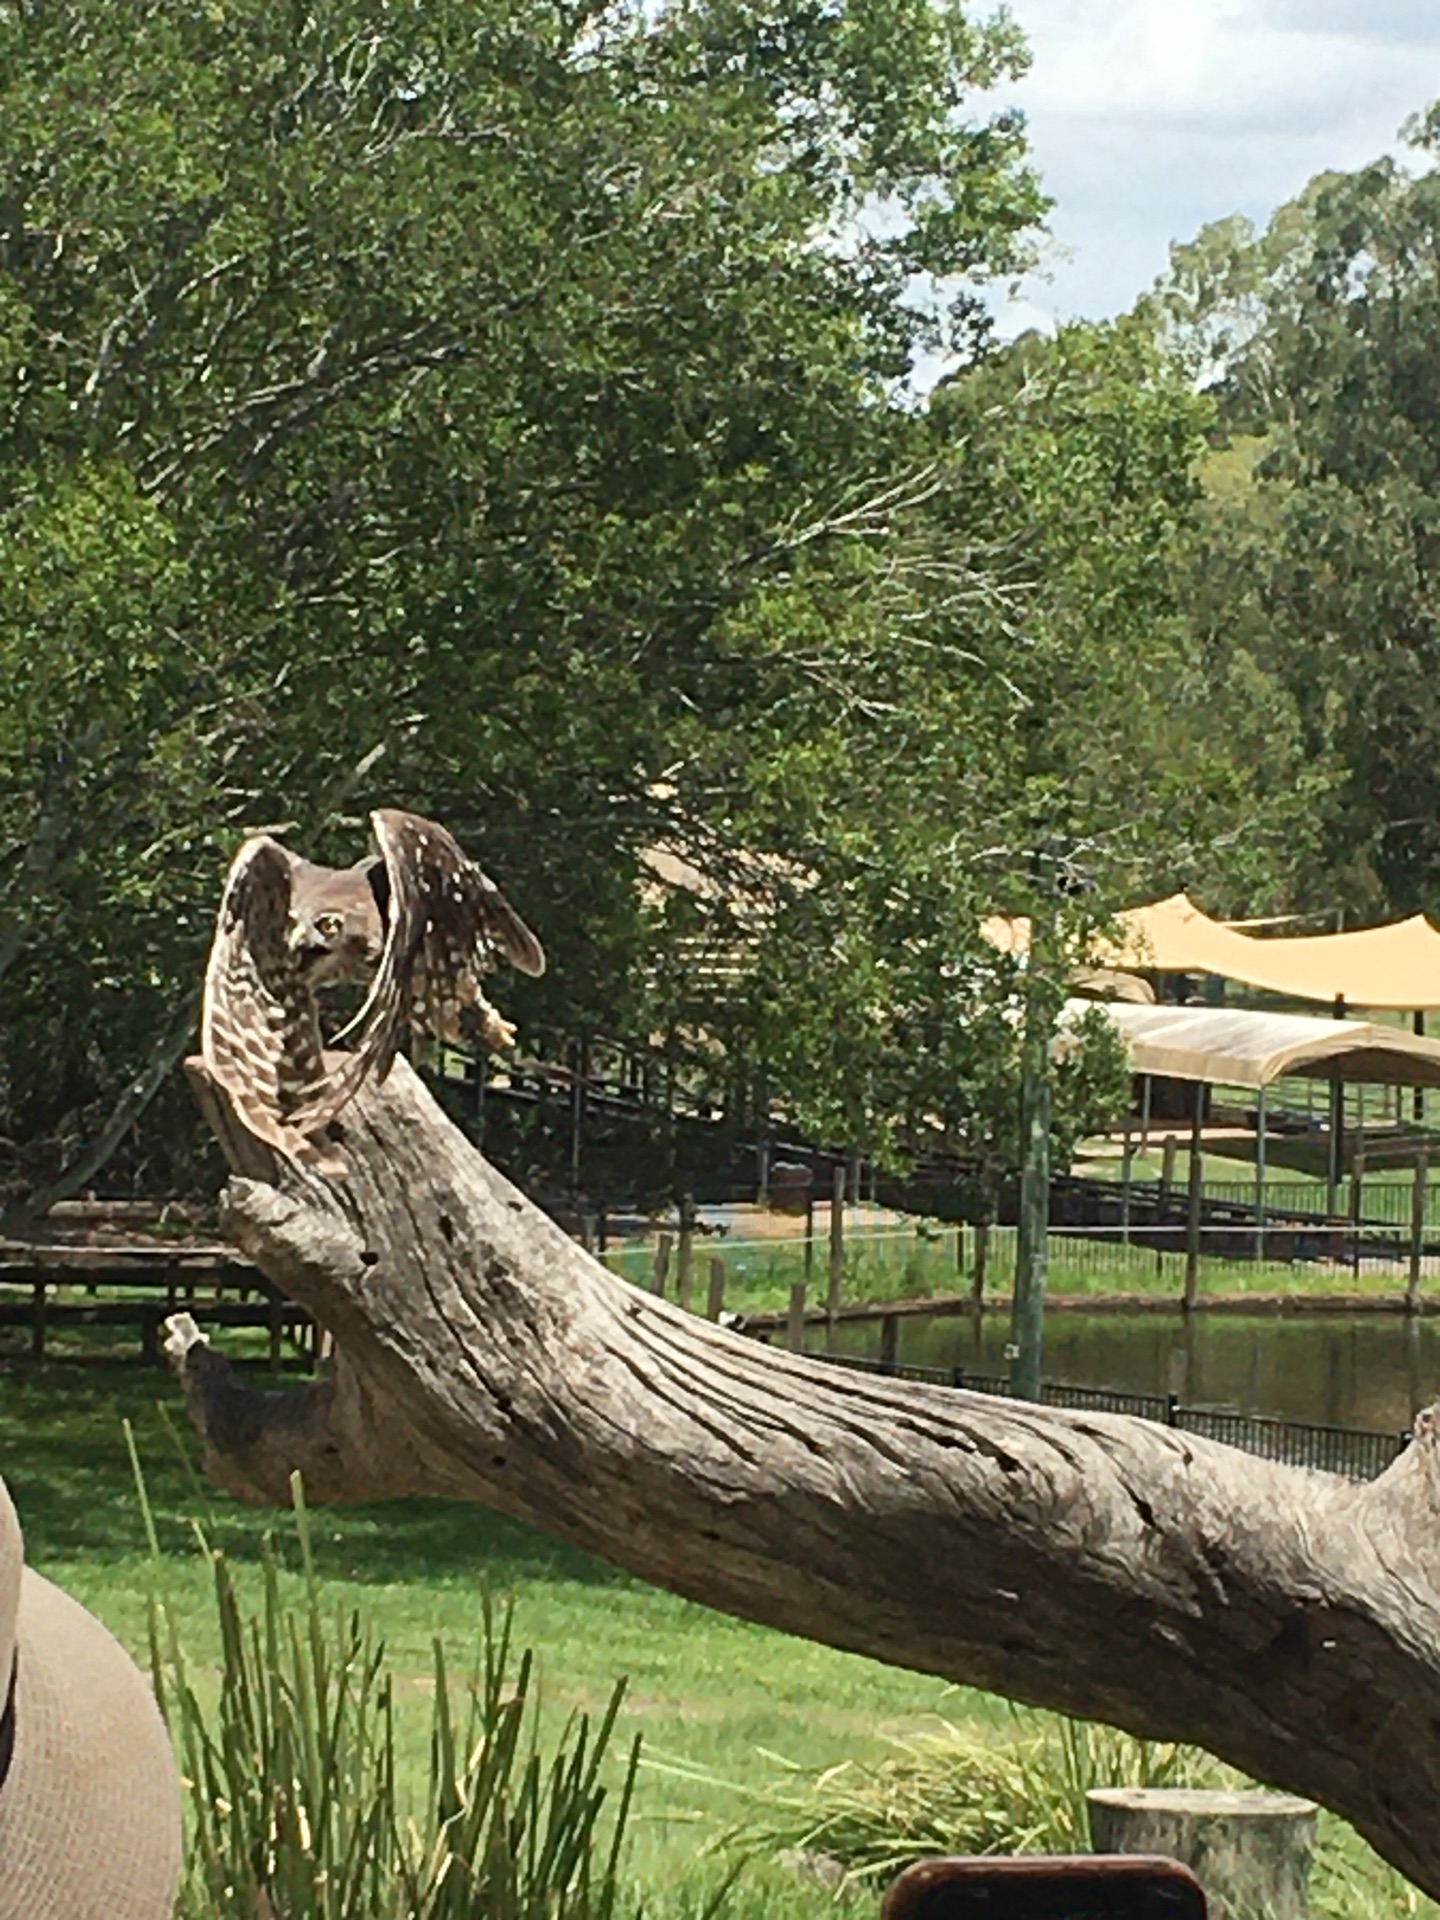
[201, 808, 545, 1161]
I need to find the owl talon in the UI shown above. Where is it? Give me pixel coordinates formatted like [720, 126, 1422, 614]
[481, 1010, 518, 1052]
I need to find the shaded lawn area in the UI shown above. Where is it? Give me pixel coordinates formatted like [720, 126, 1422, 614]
[2, 1360, 974, 1912]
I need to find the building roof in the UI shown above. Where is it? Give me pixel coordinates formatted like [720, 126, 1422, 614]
[1070, 998, 1440, 1091]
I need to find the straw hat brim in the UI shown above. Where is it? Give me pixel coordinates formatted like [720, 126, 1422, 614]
[0, 1569, 182, 1920]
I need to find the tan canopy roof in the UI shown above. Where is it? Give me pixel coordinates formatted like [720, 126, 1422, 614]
[1068, 999, 1440, 1090]
[988, 893, 1440, 1011]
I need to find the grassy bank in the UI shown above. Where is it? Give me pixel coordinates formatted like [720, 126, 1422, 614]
[602, 1222, 1428, 1322]
[2, 1361, 1432, 1917]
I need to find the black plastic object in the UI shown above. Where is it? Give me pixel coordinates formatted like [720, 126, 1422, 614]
[881, 1855, 1207, 1920]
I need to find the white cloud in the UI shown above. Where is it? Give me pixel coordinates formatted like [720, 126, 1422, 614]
[980, 0, 1439, 326]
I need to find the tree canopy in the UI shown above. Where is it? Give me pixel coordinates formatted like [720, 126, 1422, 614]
[1138, 103, 1440, 922]
[0, 0, 1321, 1205]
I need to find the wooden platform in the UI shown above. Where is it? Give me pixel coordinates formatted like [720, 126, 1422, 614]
[0, 1205, 309, 1364]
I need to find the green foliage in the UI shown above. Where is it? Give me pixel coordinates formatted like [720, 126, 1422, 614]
[0, 0, 1321, 1205]
[1139, 103, 1440, 920]
[0, 0, 1049, 1197]
[667, 1710, 1228, 1891]
[686, 1711, 1437, 1917]
[146, 1479, 643, 1920]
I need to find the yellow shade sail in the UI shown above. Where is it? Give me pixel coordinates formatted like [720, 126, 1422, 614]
[987, 893, 1440, 1012]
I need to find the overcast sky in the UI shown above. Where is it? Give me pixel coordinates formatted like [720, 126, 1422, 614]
[987, 0, 1440, 334]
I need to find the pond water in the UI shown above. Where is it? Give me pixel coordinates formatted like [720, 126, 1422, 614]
[815, 1309, 1440, 1433]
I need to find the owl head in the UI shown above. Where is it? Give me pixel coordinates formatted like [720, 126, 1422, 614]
[286, 858, 385, 985]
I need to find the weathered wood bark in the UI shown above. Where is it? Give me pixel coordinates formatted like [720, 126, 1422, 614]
[174, 1056, 1440, 1899]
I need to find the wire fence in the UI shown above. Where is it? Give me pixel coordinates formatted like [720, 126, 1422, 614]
[811, 1352, 1411, 1482]
[599, 1207, 1438, 1314]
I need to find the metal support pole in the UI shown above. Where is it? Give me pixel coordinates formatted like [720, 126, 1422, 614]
[1416, 1014, 1427, 1126]
[1183, 1084, 1204, 1311]
[1255, 1084, 1267, 1265]
[677, 1193, 695, 1311]
[706, 1257, 728, 1322]
[1408, 1151, 1427, 1314]
[650, 1232, 672, 1297]
[826, 1163, 846, 1327]
[1120, 1125, 1133, 1245]
[787, 1282, 807, 1352]
[1349, 1151, 1366, 1279]
[1139, 1074, 1152, 1155]
[1327, 998, 1346, 1215]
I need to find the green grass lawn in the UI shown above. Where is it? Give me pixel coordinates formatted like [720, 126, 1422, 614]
[3, 1362, 981, 1917]
[601, 1221, 1424, 1322]
[3, 1359, 1433, 1918]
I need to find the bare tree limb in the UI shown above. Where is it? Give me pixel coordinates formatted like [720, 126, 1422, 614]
[168, 1052, 1440, 1899]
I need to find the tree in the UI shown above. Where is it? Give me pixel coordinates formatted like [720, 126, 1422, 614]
[1138, 107, 1440, 919]
[0, 0, 1047, 1202]
[172, 1054, 1440, 1902]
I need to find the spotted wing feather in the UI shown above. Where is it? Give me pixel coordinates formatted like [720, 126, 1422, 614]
[201, 836, 367, 1154]
[201, 837, 322, 1152]
[341, 809, 545, 1086]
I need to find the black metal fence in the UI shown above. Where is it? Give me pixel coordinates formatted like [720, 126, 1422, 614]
[811, 1351, 1411, 1481]
[1045, 1170, 1440, 1285]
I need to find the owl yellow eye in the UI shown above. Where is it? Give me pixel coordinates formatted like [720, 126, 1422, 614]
[315, 913, 345, 940]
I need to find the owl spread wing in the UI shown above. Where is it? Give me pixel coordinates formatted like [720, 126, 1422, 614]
[201, 837, 318, 1152]
[339, 809, 546, 1087]
[200, 835, 370, 1155]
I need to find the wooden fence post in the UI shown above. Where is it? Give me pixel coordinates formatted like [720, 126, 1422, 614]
[804, 1186, 815, 1276]
[706, 1257, 727, 1322]
[677, 1193, 695, 1311]
[1183, 1145, 1204, 1312]
[826, 1164, 846, 1325]
[879, 1311, 900, 1372]
[1408, 1151, 1428, 1313]
[651, 1232, 673, 1297]
[756, 1140, 770, 1208]
[972, 1218, 990, 1307]
[787, 1282, 807, 1352]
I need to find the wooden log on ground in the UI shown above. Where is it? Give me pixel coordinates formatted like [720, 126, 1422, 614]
[1087, 1787, 1317, 1920]
[167, 1054, 1440, 1902]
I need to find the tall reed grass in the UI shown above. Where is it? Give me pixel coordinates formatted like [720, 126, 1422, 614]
[127, 1437, 644, 1920]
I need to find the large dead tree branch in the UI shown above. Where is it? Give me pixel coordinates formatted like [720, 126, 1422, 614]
[172, 1055, 1440, 1898]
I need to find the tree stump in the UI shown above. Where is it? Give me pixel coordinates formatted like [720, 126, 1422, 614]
[1087, 1787, 1317, 1920]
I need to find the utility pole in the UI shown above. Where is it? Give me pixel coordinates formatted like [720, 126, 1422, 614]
[1009, 909, 1053, 1402]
